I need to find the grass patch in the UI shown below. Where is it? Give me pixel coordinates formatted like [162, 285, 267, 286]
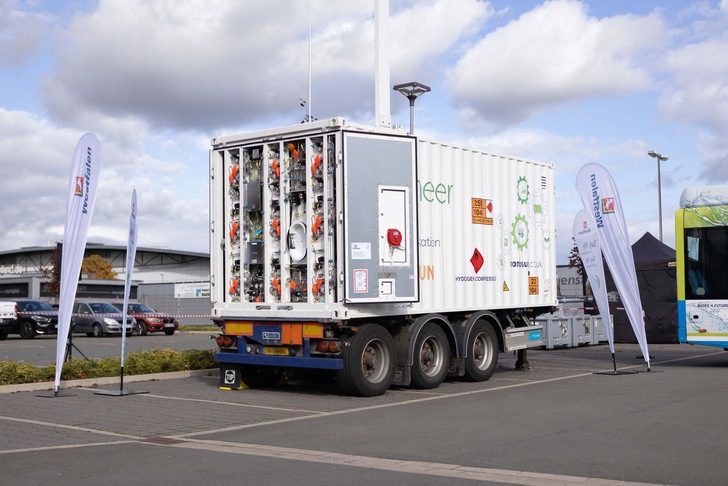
[178, 325, 219, 332]
[0, 348, 215, 386]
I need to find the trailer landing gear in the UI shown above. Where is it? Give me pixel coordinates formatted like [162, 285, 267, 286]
[515, 349, 532, 371]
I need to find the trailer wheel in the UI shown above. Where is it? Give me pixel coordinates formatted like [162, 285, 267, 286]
[337, 324, 395, 397]
[410, 323, 449, 389]
[464, 321, 498, 381]
[239, 365, 283, 388]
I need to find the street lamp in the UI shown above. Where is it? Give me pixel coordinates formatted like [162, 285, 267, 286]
[647, 150, 669, 242]
[393, 82, 431, 135]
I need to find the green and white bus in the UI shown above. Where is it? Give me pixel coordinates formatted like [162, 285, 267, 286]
[676, 185, 728, 349]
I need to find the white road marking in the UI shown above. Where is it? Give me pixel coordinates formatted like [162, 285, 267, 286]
[164, 438, 671, 486]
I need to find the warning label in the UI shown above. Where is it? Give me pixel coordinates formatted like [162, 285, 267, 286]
[471, 198, 493, 225]
[528, 277, 539, 295]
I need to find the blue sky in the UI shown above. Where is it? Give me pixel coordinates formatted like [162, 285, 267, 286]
[1, 0, 727, 265]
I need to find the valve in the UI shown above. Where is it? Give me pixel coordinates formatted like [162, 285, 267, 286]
[228, 164, 240, 186]
[229, 221, 240, 243]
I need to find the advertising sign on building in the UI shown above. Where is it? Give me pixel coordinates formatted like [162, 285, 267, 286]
[174, 282, 210, 298]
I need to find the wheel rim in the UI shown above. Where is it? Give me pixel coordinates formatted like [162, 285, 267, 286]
[419, 334, 445, 377]
[360, 338, 390, 384]
[472, 331, 495, 371]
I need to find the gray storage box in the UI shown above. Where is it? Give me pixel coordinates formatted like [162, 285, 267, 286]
[537, 315, 571, 349]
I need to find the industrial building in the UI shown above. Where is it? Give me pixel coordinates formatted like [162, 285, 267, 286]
[0, 244, 211, 325]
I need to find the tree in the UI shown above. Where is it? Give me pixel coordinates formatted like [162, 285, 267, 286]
[41, 244, 61, 299]
[568, 237, 583, 278]
[82, 254, 118, 280]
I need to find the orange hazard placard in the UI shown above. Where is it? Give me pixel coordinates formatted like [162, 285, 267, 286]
[528, 277, 539, 295]
[471, 198, 493, 225]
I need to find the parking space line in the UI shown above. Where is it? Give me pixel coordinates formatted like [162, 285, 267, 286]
[0, 416, 143, 441]
[0, 440, 136, 456]
[136, 393, 326, 414]
[166, 438, 667, 486]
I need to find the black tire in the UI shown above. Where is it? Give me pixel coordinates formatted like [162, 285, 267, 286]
[410, 322, 449, 389]
[92, 323, 103, 337]
[0, 329, 8, 340]
[239, 365, 283, 388]
[463, 321, 499, 382]
[164, 329, 175, 336]
[337, 324, 395, 397]
[19, 320, 36, 339]
[138, 322, 148, 336]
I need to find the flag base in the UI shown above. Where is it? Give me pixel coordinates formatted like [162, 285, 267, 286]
[94, 389, 149, 396]
[37, 390, 76, 398]
[594, 370, 639, 375]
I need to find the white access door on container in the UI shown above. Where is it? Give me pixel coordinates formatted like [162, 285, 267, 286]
[342, 132, 419, 303]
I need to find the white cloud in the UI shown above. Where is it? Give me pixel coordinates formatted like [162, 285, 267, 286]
[445, 0, 665, 126]
[658, 2, 728, 182]
[0, 107, 208, 252]
[40, 0, 493, 132]
[0, 0, 48, 66]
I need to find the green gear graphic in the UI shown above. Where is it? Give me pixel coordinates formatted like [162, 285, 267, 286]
[516, 176, 529, 204]
[511, 214, 529, 250]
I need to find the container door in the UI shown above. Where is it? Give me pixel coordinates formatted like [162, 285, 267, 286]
[342, 132, 418, 303]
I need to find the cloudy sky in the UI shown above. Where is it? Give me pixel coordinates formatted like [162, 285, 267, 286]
[1, 0, 727, 265]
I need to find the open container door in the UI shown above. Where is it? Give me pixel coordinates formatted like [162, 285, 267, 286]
[342, 132, 418, 303]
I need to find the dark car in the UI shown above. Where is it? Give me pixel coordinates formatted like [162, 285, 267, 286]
[113, 302, 179, 336]
[0, 299, 58, 339]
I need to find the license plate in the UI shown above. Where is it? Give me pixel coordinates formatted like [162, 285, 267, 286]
[164, 323, 174, 328]
[263, 346, 289, 356]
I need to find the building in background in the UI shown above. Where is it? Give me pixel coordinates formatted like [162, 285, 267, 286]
[0, 244, 211, 325]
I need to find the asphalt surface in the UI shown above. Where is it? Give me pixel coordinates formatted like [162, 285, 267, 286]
[1, 343, 726, 485]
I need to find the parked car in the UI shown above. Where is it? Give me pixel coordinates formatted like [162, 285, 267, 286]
[0, 299, 59, 339]
[113, 302, 179, 336]
[71, 301, 136, 337]
[0, 301, 17, 340]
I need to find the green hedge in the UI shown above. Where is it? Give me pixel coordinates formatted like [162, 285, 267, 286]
[0, 348, 215, 386]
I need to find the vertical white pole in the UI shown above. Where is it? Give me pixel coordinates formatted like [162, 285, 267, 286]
[308, 0, 312, 121]
[374, 0, 391, 128]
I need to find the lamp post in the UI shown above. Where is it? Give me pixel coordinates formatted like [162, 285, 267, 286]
[393, 82, 431, 135]
[647, 150, 669, 242]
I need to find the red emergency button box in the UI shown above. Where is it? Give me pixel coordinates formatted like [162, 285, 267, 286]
[387, 228, 402, 246]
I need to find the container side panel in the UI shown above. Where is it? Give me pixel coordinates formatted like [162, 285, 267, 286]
[414, 139, 556, 313]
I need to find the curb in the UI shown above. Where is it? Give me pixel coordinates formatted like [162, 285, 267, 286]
[0, 368, 217, 395]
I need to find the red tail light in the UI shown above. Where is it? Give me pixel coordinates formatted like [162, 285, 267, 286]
[215, 335, 235, 348]
[315, 340, 340, 353]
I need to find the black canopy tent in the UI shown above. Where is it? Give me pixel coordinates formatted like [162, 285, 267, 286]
[590, 232, 678, 344]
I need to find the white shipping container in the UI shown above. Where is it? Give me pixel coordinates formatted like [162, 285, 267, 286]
[210, 118, 556, 319]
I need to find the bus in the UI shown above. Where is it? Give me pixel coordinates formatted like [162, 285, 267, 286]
[675, 185, 728, 349]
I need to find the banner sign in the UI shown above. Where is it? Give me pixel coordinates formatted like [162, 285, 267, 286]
[573, 209, 614, 353]
[54, 133, 102, 392]
[120, 189, 138, 367]
[575, 163, 650, 366]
